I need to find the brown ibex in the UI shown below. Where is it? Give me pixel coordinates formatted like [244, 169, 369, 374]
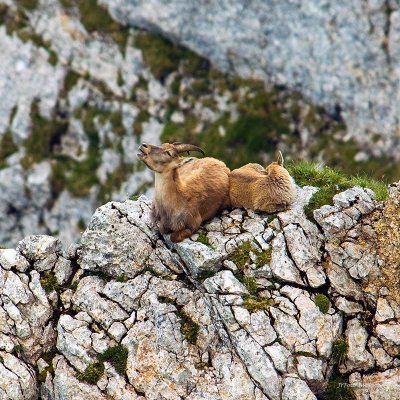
[137, 142, 230, 242]
[229, 151, 295, 213]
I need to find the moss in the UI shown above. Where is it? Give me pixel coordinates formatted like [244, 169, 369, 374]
[170, 76, 181, 95]
[228, 241, 253, 270]
[196, 233, 210, 246]
[242, 295, 271, 312]
[98, 345, 128, 375]
[315, 294, 330, 314]
[60, 0, 74, 6]
[129, 195, 140, 201]
[255, 248, 272, 268]
[332, 338, 349, 365]
[116, 273, 128, 282]
[175, 309, 199, 345]
[0, 130, 18, 169]
[69, 281, 79, 291]
[109, 111, 126, 136]
[133, 109, 150, 136]
[21, 100, 68, 169]
[323, 376, 355, 400]
[77, 361, 105, 384]
[40, 272, 58, 293]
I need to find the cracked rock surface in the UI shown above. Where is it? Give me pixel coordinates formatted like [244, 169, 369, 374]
[0, 185, 400, 399]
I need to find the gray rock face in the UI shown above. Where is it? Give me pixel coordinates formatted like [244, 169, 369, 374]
[0, 184, 399, 399]
[104, 0, 400, 161]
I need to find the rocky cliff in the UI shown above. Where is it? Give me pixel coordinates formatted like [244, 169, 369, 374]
[1, 0, 400, 249]
[1, 182, 399, 400]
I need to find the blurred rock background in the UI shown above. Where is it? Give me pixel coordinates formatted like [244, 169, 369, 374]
[1, 0, 400, 247]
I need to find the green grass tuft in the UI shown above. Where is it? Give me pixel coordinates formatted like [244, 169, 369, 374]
[323, 376, 355, 400]
[77, 361, 105, 384]
[40, 272, 58, 293]
[98, 345, 128, 375]
[196, 233, 210, 246]
[332, 338, 349, 365]
[229, 241, 253, 270]
[286, 160, 388, 217]
[175, 309, 199, 345]
[315, 294, 330, 314]
[0, 130, 18, 169]
[242, 295, 271, 312]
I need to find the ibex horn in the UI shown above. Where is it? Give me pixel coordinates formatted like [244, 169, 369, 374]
[173, 142, 205, 155]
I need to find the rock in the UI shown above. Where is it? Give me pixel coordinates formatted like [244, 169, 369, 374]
[0, 352, 39, 400]
[282, 376, 317, 400]
[204, 270, 248, 295]
[270, 233, 304, 285]
[341, 319, 375, 373]
[375, 298, 395, 322]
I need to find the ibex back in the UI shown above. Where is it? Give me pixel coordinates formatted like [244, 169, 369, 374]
[229, 152, 295, 213]
[137, 142, 230, 242]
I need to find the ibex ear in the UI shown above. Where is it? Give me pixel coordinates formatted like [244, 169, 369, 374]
[276, 151, 284, 166]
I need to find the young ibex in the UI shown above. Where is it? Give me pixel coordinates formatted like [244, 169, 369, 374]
[137, 142, 230, 242]
[229, 152, 295, 213]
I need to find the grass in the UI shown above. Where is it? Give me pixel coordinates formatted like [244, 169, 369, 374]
[315, 294, 330, 314]
[21, 100, 68, 169]
[77, 0, 129, 54]
[175, 309, 200, 345]
[332, 338, 349, 365]
[196, 233, 211, 246]
[77, 345, 128, 384]
[77, 361, 105, 384]
[0, 130, 18, 169]
[242, 295, 271, 312]
[40, 272, 58, 293]
[228, 241, 253, 269]
[323, 376, 355, 400]
[286, 160, 388, 217]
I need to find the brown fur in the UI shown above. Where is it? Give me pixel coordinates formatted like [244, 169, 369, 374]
[229, 152, 295, 213]
[137, 142, 230, 242]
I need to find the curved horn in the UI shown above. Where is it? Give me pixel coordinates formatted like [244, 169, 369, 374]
[173, 142, 205, 155]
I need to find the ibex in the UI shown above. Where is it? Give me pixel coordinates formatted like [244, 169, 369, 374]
[137, 142, 230, 242]
[229, 152, 295, 213]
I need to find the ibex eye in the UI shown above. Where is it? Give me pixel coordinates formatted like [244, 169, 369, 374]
[166, 151, 172, 157]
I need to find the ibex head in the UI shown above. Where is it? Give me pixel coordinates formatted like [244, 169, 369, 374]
[265, 151, 284, 177]
[137, 142, 205, 173]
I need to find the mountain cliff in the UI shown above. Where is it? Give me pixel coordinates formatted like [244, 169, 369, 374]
[1, 182, 399, 399]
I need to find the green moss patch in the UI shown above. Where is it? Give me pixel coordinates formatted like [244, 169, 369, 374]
[98, 345, 128, 375]
[21, 100, 68, 169]
[228, 241, 253, 270]
[40, 272, 58, 293]
[0, 130, 18, 169]
[242, 295, 271, 312]
[175, 309, 200, 345]
[286, 160, 388, 217]
[77, 361, 105, 384]
[314, 294, 330, 314]
[323, 376, 355, 400]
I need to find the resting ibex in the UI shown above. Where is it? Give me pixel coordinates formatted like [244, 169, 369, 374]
[137, 142, 230, 242]
[229, 152, 295, 213]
